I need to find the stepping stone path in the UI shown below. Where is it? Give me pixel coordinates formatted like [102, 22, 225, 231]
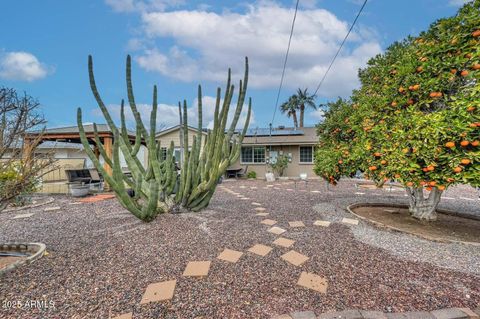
[268, 226, 286, 235]
[255, 207, 266, 212]
[310, 190, 321, 193]
[251, 202, 262, 206]
[289, 221, 305, 228]
[313, 220, 331, 227]
[183, 261, 211, 277]
[217, 248, 243, 263]
[44, 206, 61, 212]
[248, 244, 273, 256]
[112, 312, 132, 319]
[297, 271, 328, 293]
[280, 250, 309, 266]
[12, 213, 34, 219]
[342, 217, 359, 225]
[273, 237, 295, 248]
[140, 280, 176, 304]
[256, 212, 269, 217]
[240, 197, 250, 200]
[261, 219, 277, 226]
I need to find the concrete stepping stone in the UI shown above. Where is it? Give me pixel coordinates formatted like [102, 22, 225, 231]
[273, 315, 293, 319]
[255, 207, 266, 212]
[248, 244, 273, 256]
[261, 219, 277, 226]
[239, 186, 246, 189]
[286, 189, 294, 191]
[297, 271, 327, 293]
[273, 237, 295, 248]
[281, 250, 309, 266]
[342, 218, 359, 225]
[44, 206, 61, 212]
[12, 213, 34, 219]
[431, 308, 476, 319]
[240, 197, 250, 200]
[112, 312, 133, 319]
[140, 280, 176, 304]
[217, 248, 243, 263]
[183, 261, 211, 277]
[355, 192, 365, 195]
[310, 190, 321, 193]
[268, 227, 286, 235]
[313, 220, 331, 227]
[251, 202, 262, 206]
[288, 221, 305, 228]
[255, 212, 269, 216]
[291, 311, 317, 319]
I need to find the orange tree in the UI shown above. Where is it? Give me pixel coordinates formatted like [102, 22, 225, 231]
[315, 1, 480, 221]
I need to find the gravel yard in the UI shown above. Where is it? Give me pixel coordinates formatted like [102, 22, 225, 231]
[0, 179, 479, 319]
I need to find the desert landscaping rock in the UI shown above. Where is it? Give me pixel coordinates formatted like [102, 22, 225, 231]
[280, 250, 309, 267]
[251, 202, 262, 206]
[112, 312, 133, 319]
[183, 261, 211, 277]
[0, 180, 479, 318]
[261, 219, 277, 226]
[255, 207, 267, 212]
[268, 226, 287, 235]
[273, 237, 295, 248]
[217, 248, 243, 263]
[256, 212, 269, 216]
[247, 244, 273, 256]
[313, 220, 331, 227]
[297, 271, 328, 294]
[43, 206, 61, 212]
[140, 280, 176, 304]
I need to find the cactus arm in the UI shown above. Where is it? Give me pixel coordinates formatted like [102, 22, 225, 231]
[126, 55, 150, 141]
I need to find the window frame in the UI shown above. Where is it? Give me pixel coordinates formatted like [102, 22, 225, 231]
[298, 145, 314, 164]
[240, 146, 266, 164]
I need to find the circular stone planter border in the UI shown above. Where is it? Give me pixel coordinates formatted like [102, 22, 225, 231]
[0, 243, 46, 276]
[2, 197, 55, 213]
[346, 203, 480, 246]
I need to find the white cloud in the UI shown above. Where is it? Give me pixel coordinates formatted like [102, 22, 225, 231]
[135, 2, 382, 97]
[0, 51, 51, 82]
[91, 95, 254, 132]
[105, 0, 185, 13]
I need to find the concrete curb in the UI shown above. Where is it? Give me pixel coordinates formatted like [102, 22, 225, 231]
[346, 203, 480, 247]
[0, 242, 47, 276]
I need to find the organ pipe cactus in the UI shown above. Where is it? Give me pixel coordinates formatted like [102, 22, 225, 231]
[77, 55, 251, 221]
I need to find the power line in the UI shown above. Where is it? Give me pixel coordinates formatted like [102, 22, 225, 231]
[270, 0, 300, 128]
[313, 0, 368, 96]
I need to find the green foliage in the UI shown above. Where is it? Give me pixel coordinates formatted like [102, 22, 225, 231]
[78, 55, 251, 221]
[280, 88, 317, 128]
[0, 162, 38, 208]
[247, 170, 257, 179]
[270, 154, 289, 177]
[315, 1, 480, 193]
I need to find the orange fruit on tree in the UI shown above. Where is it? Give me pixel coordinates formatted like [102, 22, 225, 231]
[391, 101, 398, 107]
[467, 106, 476, 112]
[447, 178, 455, 183]
[438, 185, 445, 191]
[394, 174, 400, 178]
[369, 166, 377, 171]
[416, 66, 423, 72]
[470, 123, 477, 128]
[450, 69, 457, 74]
[461, 70, 469, 77]
[402, 148, 409, 154]
[427, 165, 435, 171]
[473, 30, 480, 37]
[453, 166, 463, 173]
[429, 181, 437, 186]
[406, 182, 413, 187]
[338, 160, 343, 164]
[381, 160, 387, 165]
[460, 159, 470, 165]
[426, 186, 433, 191]
[445, 141, 455, 148]
[413, 84, 420, 90]
[398, 87, 405, 93]
[472, 64, 480, 70]
[420, 57, 428, 62]
[422, 167, 429, 172]
[465, 53, 473, 59]
[374, 152, 381, 157]
[472, 140, 479, 146]
[460, 140, 469, 147]
[407, 99, 414, 105]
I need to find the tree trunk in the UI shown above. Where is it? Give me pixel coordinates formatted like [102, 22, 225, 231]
[299, 104, 305, 128]
[292, 111, 298, 128]
[406, 187, 442, 221]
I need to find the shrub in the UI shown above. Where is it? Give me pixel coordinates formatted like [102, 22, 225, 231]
[247, 171, 257, 179]
[270, 154, 289, 177]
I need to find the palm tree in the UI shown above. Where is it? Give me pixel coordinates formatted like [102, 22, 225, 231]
[296, 88, 317, 128]
[280, 95, 299, 128]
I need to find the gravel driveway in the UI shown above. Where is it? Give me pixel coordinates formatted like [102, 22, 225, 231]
[0, 179, 478, 319]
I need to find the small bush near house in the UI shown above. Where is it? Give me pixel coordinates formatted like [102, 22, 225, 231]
[247, 171, 257, 179]
[270, 155, 289, 177]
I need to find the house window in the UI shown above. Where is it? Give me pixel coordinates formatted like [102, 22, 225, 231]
[161, 147, 167, 161]
[299, 146, 313, 163]
[241, 146, 265, 163]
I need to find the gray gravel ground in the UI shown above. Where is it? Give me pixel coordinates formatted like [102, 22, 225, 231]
[0, 179, 478, 319]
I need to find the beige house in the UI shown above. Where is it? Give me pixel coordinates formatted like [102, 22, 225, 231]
[229, 126, 319, 179]
[155, 125, 208, 162]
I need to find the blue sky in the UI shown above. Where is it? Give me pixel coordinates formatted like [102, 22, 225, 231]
[0, 0, 470, 130]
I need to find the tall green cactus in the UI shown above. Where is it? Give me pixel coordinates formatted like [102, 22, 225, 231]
[77, 55, 251, 220]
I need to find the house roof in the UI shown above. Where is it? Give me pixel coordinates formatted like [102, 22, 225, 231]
[36, 124, 136, 136]
[155, 124, 209, 137]
[241, 126, 317, 145]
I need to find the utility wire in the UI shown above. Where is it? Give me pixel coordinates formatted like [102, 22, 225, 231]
[313, 0, 368, 96]
[270, 0, 300, 128]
